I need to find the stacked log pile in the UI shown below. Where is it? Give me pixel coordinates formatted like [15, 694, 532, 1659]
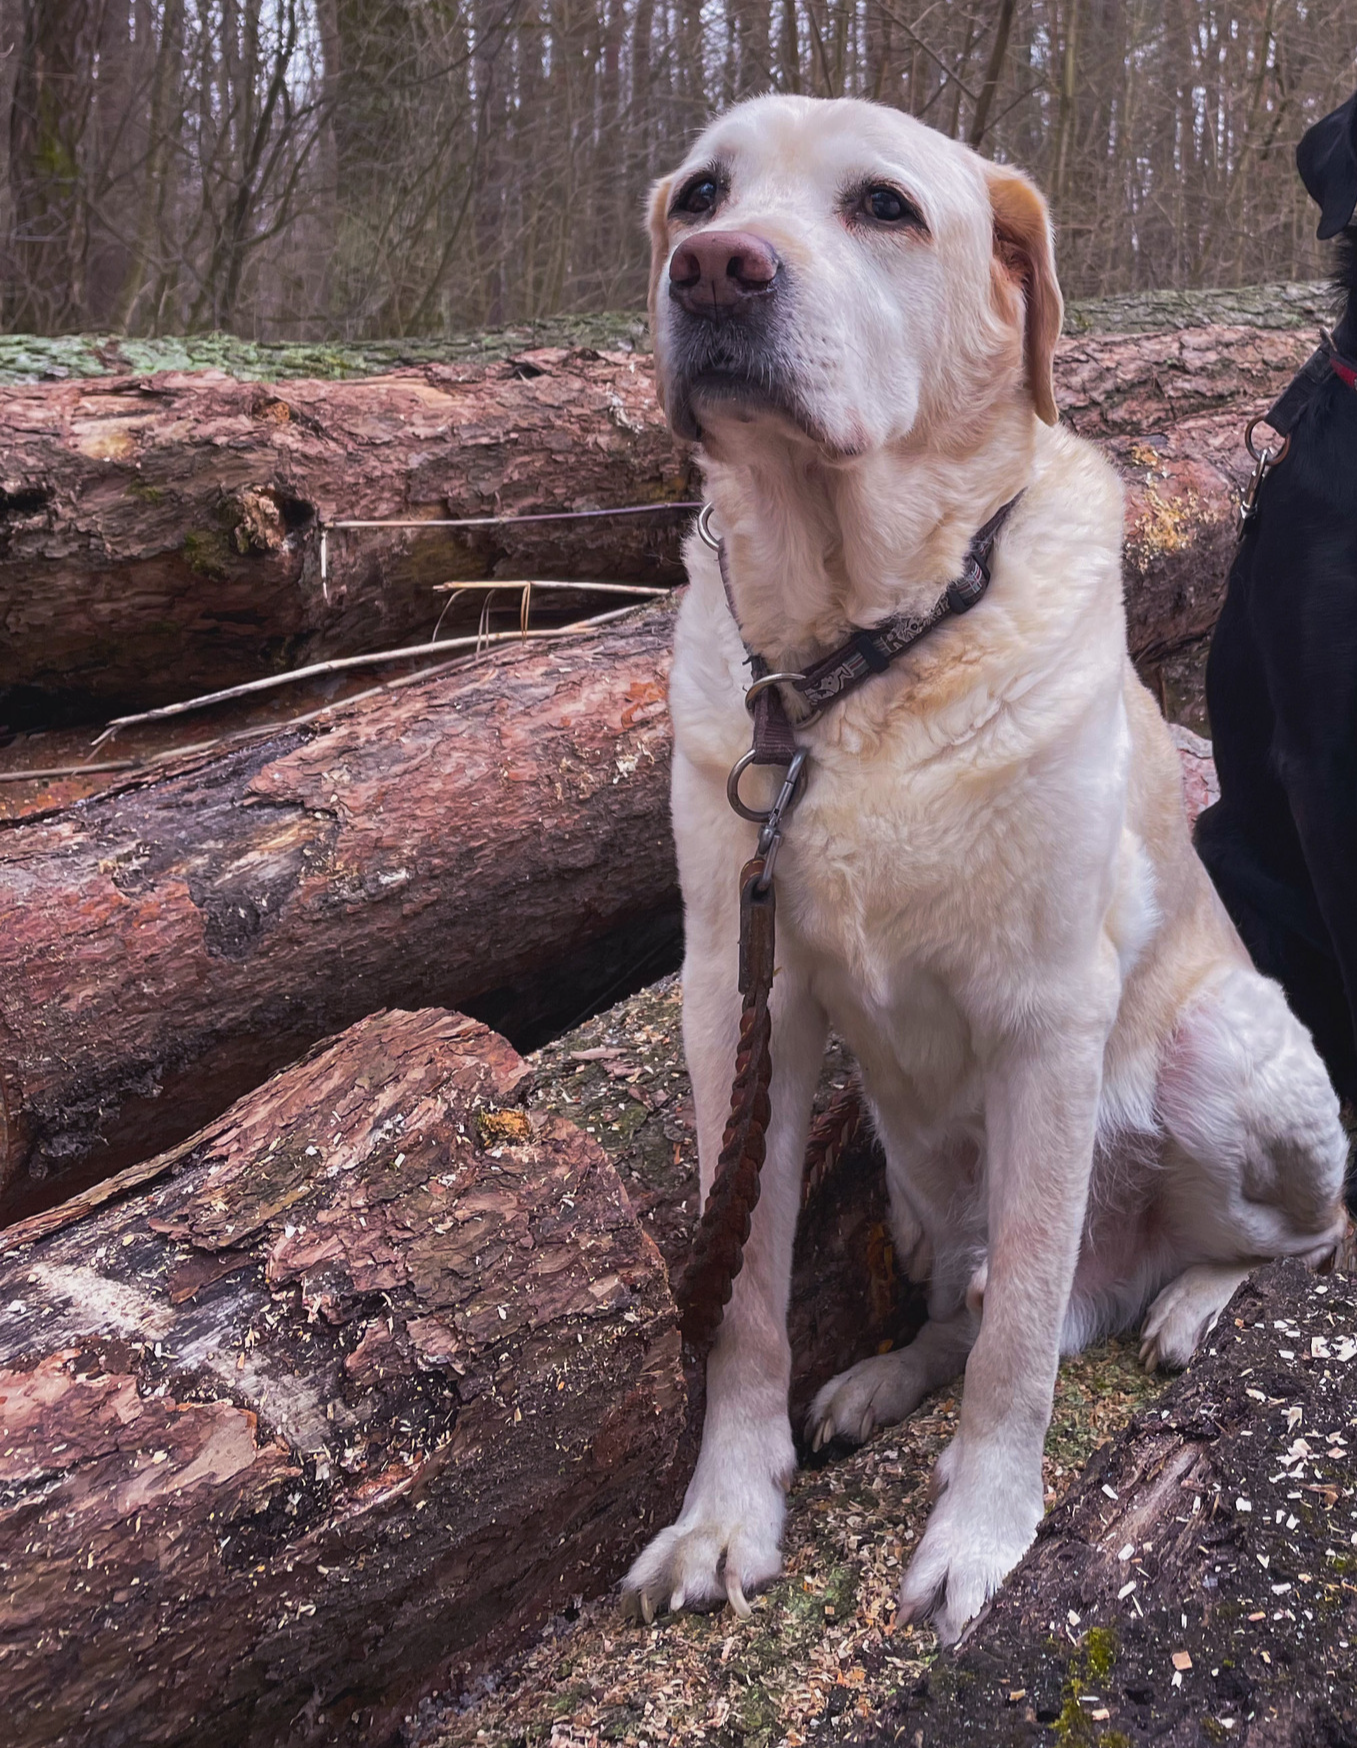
[0, 295, 1305, 1742]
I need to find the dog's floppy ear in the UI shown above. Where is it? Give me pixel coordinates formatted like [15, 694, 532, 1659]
[646, 176, 674, 411]
[984, 163, 1063, 426]
[1296, 91, 1357, 240]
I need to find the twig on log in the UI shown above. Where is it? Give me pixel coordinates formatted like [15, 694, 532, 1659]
[429, 578, 670, 595]
[88, 603, 647, 746]
[0, 759, 142, 783]
[4, 659, 469, 782]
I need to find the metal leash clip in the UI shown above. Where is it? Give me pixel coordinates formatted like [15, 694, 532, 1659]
[1239, 417, 1291, 534]
[726, 745, 809, 888]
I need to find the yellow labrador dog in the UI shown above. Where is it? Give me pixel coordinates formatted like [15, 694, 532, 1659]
[623, 94, 1348, 1644]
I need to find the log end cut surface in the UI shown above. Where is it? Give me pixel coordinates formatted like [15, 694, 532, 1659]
[0, 1007, 685, 1748]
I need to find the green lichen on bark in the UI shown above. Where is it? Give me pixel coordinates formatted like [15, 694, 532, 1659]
[0, 282, 1336, 385]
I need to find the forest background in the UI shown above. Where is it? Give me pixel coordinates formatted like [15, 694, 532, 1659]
[2, 0, 1355, 342]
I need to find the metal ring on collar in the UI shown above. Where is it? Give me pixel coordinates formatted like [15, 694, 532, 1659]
[745, 671, 823, 730]
[744, 670, 807, 713]
[697, 502, 720, 550]
[1244, 417, 1291, 466]
[726, 745, 809, 824]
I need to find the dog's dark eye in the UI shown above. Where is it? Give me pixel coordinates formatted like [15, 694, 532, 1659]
[863, 185, 921, 226]
[675, 175, 719, 217]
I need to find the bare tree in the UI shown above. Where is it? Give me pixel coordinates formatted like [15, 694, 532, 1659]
[0, 0, 1352, 339]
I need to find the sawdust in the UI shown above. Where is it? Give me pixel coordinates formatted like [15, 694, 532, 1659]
[414, 1340, 1162, 1747]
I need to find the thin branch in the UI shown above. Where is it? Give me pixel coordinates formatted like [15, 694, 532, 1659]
[89, 602, 654, 743]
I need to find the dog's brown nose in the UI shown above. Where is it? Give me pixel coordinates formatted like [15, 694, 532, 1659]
[668, 230, 780, 316]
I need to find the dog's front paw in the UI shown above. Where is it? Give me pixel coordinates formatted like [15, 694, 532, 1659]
[619, 1426, 790, 1629]
[620, 1445, 791, 1623]
[897, 1441, 1041, 1644]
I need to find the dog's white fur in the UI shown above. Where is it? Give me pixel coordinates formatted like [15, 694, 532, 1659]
[623, 94, 1349, 1644]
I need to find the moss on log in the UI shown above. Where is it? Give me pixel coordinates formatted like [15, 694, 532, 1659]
[0, 282, 1334, 388]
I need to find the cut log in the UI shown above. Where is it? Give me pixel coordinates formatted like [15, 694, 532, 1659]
[0, 314, 1315, 723]
[0, 604, 678, 1218]
[866, 1258, 1357, 1747]
[0, 1006, 687, 1748]
[0, 597, 1220, 1221]
[0, 349, 694, 720]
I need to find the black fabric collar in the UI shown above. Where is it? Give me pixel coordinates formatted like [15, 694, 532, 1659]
[1264, 331, 1357, 437]
[718, 492, 1024, 765]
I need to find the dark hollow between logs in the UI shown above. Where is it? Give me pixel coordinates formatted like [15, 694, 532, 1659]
[2, 899, 686, 1229]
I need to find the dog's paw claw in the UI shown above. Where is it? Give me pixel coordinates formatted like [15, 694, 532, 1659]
[619, 1474, 786, 1626]
[805, 1350, 927, 1452]
[1140, 1262, 1252, 1374]
[725, 1570, 752, 1619]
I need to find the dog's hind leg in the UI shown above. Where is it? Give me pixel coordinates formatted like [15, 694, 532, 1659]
[805, 1133, 978, 1450]
[1146, 963, 1350, 1372]
[1196, 801, 1357, 1112]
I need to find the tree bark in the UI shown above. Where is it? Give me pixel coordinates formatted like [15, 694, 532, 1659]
[0, 321, 1312, 722]
[0, 1006, 687, 1748]
[0, 348, 695, 719]
[0, 604, 678, 1219]
[869, 1258, 1357, 1747]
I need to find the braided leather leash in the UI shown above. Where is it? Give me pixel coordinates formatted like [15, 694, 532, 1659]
[676, 856, 778, 1348]
[674, 494, 1022, 1352]
[800, 1085, 866, 1210]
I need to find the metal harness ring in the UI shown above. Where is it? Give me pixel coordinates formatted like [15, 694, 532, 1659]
[1244, 417, 1291, 466]
[697, 502, 721, 550]
[726, 745, 809, 824]
[744, 670, 805, 710]
[744, 670, 824, 731]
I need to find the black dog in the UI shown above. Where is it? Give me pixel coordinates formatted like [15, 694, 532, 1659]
[1195, 91, 1357, 1130]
